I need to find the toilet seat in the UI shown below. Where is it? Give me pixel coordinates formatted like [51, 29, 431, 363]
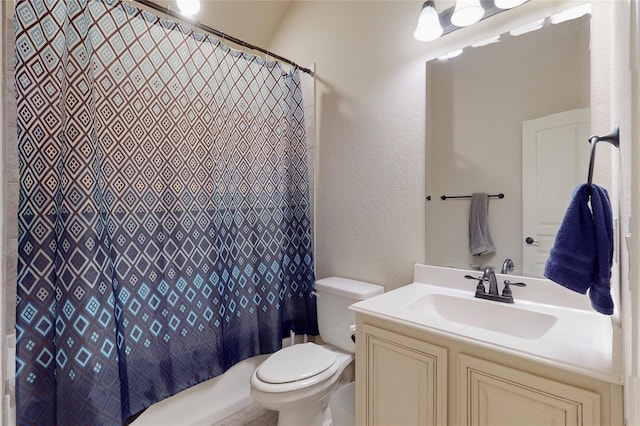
[252, 343, 347, 393]
[257, 343, 338, 384]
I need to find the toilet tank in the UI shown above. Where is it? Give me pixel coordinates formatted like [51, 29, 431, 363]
[315, 277, 384, 352]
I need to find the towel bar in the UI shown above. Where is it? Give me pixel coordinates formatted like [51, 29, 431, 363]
[440, 193, 504, 201]
[587, 127, 619, 186]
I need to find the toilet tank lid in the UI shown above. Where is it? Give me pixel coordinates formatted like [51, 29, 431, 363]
[315, 277, 384, 300]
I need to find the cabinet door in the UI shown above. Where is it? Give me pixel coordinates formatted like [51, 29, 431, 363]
[360, 324, 447, 426]
[458, 354, 600, 426]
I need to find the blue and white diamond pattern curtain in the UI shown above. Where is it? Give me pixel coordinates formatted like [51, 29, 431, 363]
[14, 0, 317, 424]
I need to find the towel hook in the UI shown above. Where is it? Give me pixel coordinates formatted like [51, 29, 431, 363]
[587, 127, 619, 186]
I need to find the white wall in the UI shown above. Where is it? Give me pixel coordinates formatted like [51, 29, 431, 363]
[266, 1, 593, 289]
[268, 1, 429, 289]
[604, 0, 638, 421]
[0, 3, 5, 423]
[626, 0, 640, 420]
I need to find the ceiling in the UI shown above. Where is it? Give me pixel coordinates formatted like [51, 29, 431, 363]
[147, 1, 294, 47]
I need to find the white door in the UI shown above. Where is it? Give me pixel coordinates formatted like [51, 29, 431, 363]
[522, 108, 591, 277]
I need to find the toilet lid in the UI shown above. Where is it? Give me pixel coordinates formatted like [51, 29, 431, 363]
[256, 343, 338, 384]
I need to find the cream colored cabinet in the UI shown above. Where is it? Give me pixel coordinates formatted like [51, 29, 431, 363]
[458, 354, 601, 426]
[356, 315, 623, 426]
[357, 323, 447, 426]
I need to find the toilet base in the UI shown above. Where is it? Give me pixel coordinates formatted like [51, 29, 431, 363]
[276, 401, 329, 426]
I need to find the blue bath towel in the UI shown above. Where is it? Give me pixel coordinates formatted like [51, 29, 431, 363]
[544, 183, 614, 315]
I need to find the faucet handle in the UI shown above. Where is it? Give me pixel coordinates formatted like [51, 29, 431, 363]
[502, 285, 512, 298]
[501, 280, 526, 299]
[503, 280, 526, 287]
[464, 274, 486, 294]
[464, 274, 484, 281]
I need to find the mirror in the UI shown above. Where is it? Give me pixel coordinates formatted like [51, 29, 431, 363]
[425, 14, 591, 278]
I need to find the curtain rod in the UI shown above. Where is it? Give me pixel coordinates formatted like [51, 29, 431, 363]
[132, 0, 314, 76]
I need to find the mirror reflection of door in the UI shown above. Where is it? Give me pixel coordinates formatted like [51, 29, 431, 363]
[522, 108, 591, 276]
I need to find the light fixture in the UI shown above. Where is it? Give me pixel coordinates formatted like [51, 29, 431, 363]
[509, 18, 545, 36]
[413, 0, 530, 43]
[494, 0, 527, 10]
[451, 0, 485, 27]
[177, 0, 200, 16]
[414, 1, 444, 41]
[438, 48, 463, 60]
[471, 35, 501, 48]
[550, 3, 591, 25]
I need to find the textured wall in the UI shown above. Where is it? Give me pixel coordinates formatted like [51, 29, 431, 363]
[4, 15, 16, 335]
[268, 1, 429, 290]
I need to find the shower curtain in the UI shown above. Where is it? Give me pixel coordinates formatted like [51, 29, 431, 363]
[14, 1, 317, 424]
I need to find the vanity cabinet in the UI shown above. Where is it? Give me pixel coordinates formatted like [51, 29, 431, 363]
[358, 323, 447, 426]
[459, 354, 600, 426]
[355, 315, 623, 426]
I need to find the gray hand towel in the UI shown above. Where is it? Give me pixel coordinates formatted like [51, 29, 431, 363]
[469, 193, 495, 256]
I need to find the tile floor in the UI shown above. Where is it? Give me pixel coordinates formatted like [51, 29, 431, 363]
[213, 404, 278, 426]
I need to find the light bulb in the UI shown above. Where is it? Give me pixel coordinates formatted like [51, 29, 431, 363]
[494, 0, 527, 9]
[414, 1, 443, 41]
[450, 0, 485, 27]
[177, 0, 200, 16]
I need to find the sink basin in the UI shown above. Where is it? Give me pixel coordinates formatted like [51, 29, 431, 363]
[350, 265, 620, 384]
[407, 293, 559, 339]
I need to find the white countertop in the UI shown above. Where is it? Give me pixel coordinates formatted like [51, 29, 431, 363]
[350, 264, 623, 384]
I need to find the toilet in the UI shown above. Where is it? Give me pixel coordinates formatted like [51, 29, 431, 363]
[250, 277, 384, 426]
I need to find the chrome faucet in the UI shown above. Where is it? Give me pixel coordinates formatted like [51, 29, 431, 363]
[464, 267, 526, 304]
[501, 258, 514, 274]
[483, 267, 499, 296]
